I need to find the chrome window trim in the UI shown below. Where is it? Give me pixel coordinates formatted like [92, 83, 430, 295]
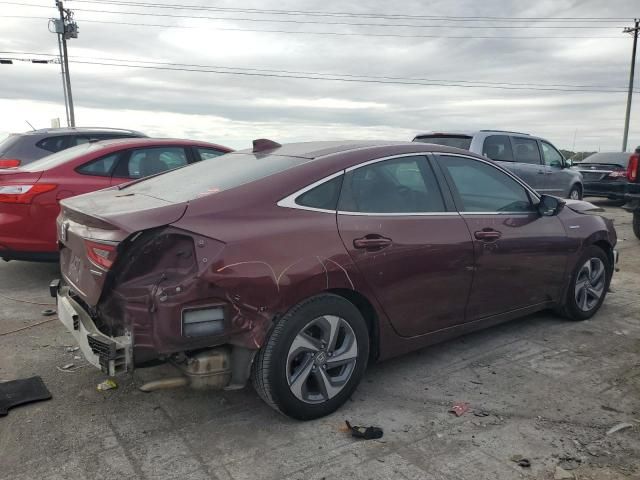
[461, 211, 536, 216]
[433, 152, 541, 202]
[277, 151, 541, 216]
[276, 170, 345, 214]
[337, 211, 459, 217]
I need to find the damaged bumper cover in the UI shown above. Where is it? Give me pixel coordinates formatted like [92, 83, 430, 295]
[53, 281, 132, 376]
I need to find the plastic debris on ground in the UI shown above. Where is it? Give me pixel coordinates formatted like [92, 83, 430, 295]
[606, 422, 634, 435]
[97, 379, 118, 391]
[509, 455, 531, 468]
[554, 466, 575, 479]
[344, 420, 383, 440]
[449, 402, 470, 417]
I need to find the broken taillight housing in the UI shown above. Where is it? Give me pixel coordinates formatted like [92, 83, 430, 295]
[85, 240, 118, 270]
[0, 184, 57, 204]
[627, 154, 639, 182]
[0, 159, 21, 168]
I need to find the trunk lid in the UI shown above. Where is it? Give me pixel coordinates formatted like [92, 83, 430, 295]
[575, 163, 625, 182]
[59, 189, 188, 306]
[0, 169, 43, 184]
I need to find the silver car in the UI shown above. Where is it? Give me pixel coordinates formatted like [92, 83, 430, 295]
[413, 130, 583, 199]
[0, 127, 146, 168]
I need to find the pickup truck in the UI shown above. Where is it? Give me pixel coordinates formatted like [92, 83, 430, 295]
[623, 146, 640, 239]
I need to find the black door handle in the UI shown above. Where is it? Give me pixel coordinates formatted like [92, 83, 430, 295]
[353, 235, 392, 249]
[474, 229, 502, 241]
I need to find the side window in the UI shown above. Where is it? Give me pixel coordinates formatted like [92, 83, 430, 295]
[439, 156, 534, 213]
[197, 148, 225, 160]
[36, 136, 69, 153]
[482, 135, 514, 162]
[76, 153, 119, 176]
[338, 156, 445, 213]
[296, 175, 343, 210]
[512, 137, 542, 165]
[121, 147, 188, 179]
[541, 141, 564, 168]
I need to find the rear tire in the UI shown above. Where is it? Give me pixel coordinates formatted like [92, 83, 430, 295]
[251, 294, 369, 420]
[633, 211, 640, 240]
[557, 245, 611, 321]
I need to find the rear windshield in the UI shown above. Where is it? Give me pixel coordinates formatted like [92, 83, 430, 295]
[579, 152, 631, 167]
[0, 134, 20, 156]
[413, 135, 472, 150]
[123, 152, 308, 202]
[21, 143, 98, 171]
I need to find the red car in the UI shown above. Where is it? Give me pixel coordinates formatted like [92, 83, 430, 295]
[0, 138, 231, 261]
[54, 140, 617, 420]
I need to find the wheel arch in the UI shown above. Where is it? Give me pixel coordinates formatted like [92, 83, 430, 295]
[591, 238, 615, 267]
[327, 288, 380, 363]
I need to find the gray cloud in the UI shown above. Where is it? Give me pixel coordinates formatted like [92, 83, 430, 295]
[1, 0, 639, 151]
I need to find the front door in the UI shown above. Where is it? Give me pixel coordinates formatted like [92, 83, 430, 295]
[336, 154, 475, 337]
[540, 140, 569, 197]
[435, 154, 571, 320]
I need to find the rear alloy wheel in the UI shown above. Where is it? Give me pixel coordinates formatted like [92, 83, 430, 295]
[252, 294, 369, 420]
[568, 185, 582, 200]
[559, 245, 611, 320]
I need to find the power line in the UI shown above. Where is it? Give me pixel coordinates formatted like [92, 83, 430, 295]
[3, 51, 637, 92]
[0, 51, 627, 92]
[65, 0, 635, 23]
[4, 15, 629, 39]
[2, 2, 626, 29]
[48, 58, 639, 94]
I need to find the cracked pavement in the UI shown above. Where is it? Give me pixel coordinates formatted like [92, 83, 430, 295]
[0, 199, 638, 480]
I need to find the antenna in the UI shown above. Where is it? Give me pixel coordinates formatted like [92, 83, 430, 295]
[25, 120, 36, 131]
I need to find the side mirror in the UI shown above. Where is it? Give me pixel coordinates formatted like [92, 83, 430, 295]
[564, 158, 573, 168]
[538, 194, 565, 216]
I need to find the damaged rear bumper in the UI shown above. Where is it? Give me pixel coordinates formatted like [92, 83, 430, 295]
[53, 280, 132, 376]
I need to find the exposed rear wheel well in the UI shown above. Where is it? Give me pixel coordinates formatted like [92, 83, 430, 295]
[327, 288, 379, 362]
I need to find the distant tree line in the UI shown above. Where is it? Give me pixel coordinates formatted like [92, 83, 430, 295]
[560, 150, 596, 162]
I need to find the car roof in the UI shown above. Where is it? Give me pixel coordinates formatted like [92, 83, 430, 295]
[232, 140, 486, 161]
[414, 130, 533, 138]
[18, 127, 146, 136]
[92, 137, 232, 151]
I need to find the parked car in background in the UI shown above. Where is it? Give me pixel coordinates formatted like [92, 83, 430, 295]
[574, 151, 636, 205]
[0, 138, 231, 261]
[53, 139, 617, 420]
[0, 127, 147, 168]
[413, 130, 584, 199]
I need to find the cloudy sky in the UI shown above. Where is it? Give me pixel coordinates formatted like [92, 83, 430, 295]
[1, 0, 639, 151]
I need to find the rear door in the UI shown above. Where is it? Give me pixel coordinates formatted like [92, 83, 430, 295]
[110, 146, 189, 185]
[435, 154, 570, 319]
[337, 154, 475, 337]
[510, 136, 546, 191]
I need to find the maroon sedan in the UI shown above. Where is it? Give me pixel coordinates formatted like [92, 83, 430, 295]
[0, 138, 231, 261]
[54, 140, 617, 419]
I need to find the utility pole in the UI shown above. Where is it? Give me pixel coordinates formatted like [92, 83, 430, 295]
[52, 0, 78, 127]
[622, 19, 639, 152]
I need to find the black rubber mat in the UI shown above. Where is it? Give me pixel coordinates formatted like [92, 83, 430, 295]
[0, 376, 52, 416]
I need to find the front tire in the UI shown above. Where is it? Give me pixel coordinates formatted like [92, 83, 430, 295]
[251, 294, 369, 420]
[568, 184, 583, 200]
[558, 245, 611, 321]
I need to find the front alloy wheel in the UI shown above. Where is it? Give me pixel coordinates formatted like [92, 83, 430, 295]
[574, 258, 606, 312]
[559, 245, 611, 321]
